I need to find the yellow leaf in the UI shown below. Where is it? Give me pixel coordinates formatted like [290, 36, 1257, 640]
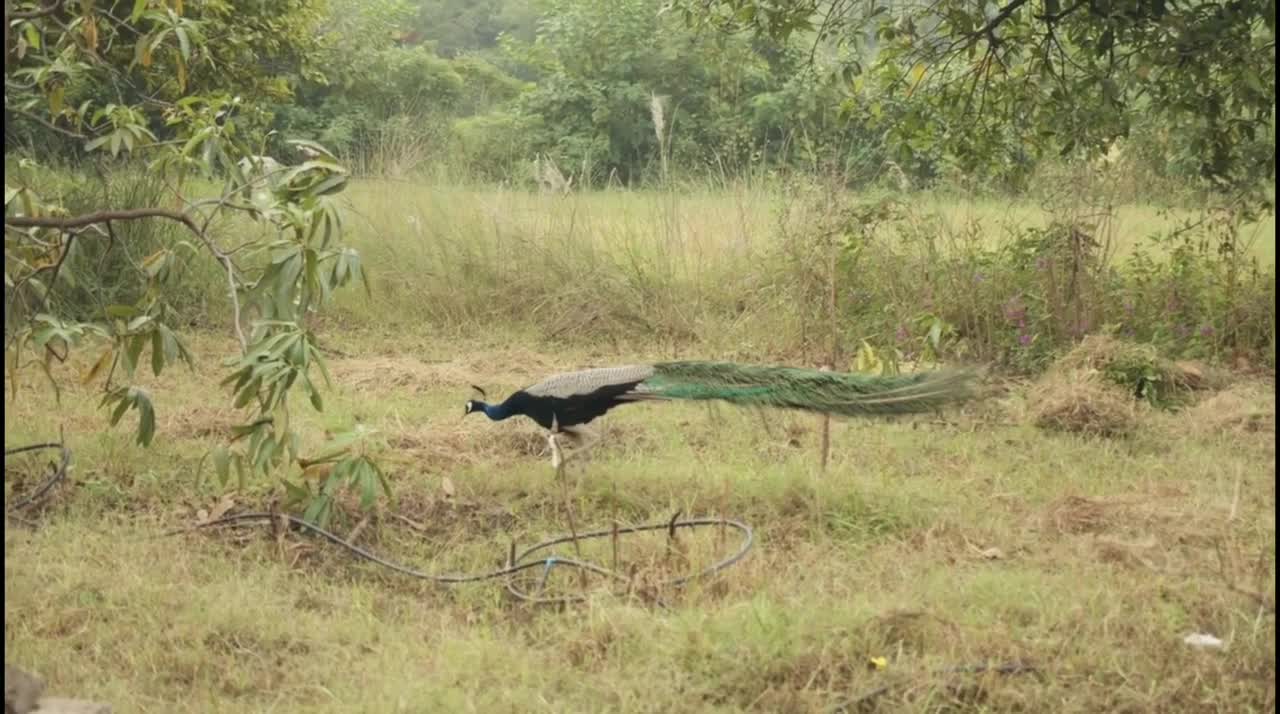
[82, 348, 114, 385]
[83, 14, 98, 50]
[174, 0, 183, 15]
[905, 63, 927, 98]
[854, 340, 883, 375]
[48, 84, 65, 116]
[141, 248, 169, 276]
[868, 656, 888, 671]
[302, 463, 333, 481]
[141, 44, 152, 67]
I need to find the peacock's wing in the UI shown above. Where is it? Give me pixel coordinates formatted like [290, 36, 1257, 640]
[523, 365, 657, 399]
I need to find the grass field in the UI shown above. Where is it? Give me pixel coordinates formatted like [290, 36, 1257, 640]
[5, 180, 1277, 712]
[5, 328, 1276, 712]
[327, 180, 1276, 346]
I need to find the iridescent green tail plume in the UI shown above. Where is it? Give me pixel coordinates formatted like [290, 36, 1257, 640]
[635, 361, 977, 416]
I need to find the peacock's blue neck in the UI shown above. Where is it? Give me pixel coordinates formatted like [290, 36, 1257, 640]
[481, 401, 515, 421]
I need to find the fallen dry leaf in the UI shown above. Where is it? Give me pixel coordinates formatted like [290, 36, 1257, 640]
[195, 494, 237, 525]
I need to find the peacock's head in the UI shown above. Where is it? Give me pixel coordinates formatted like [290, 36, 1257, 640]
[463, 385, 487, 418]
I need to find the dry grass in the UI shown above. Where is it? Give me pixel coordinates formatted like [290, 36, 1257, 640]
[321, 180, 1275, 363]
[1178, 383, 1277, 438]
[4, 331, 1276, 713]
[1053, 334, 1163, 373]
[1028, 368, 1142, 437]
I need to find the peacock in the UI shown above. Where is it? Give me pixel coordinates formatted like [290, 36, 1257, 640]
[464, 361, 977, 464]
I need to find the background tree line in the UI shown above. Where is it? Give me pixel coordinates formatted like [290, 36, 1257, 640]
[6, 0, 1274, 196]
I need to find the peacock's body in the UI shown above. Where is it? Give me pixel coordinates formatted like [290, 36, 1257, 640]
[465, 361, 976, 440]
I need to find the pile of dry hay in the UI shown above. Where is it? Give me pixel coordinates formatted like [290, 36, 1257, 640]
[1028, 368, 1141, 437]
[1026, 335, 1214, 437]
[1052, 335, 1215, 397]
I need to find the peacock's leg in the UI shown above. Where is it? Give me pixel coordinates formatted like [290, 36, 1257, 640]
[547, 430, 565, 471]
[547, 415, 585, 569]
[555, 425, 601, 466]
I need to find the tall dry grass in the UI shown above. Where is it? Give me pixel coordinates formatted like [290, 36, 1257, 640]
[326, 175, 1275, 369]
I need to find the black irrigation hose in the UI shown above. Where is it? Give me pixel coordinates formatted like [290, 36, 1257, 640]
[168, 511, 755, 605]
[8, 440, 1045, 696]
[3, 439, 754, 604]
[4, 442, 71, 512]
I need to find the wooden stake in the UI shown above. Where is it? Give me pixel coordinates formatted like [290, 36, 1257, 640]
[821, 188, 839, 473]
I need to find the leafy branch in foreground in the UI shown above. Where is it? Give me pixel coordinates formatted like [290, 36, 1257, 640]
[5, 0, 384, 522]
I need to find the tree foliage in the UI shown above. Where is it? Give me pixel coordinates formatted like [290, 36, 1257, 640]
[677, 0, 1276, 195]
[455, 0, 877, 182]
[5, 0, 384, 524]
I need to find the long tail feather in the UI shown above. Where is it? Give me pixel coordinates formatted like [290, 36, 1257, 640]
[633, 361, 977, 417]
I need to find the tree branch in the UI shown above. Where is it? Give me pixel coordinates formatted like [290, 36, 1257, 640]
[6, 207, 202, 234]
[6, 207, 249, 351]
[969, 0, 1030, 46]
[8, 106, 88, 139]
[8, 0, 66, 20]
[1035, 0, 1088, 24]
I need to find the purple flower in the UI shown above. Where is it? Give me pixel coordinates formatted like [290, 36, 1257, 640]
[896, 325, 911, 342]
[973, 272, 986, 284]
[1123, 301, 1135, 315]
[1200, 325, 1215, 337]
[1018, 332, 1033, 347]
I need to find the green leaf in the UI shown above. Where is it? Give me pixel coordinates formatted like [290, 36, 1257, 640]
[371, 460, 392, 500]
[302, 494, 330, 526]
[175, 27, 191, 60]
[151, 328, 165, 376]
[233, 453, 247, 491]
[282, 478, 310, 507]
[109, 393, 131, 426]
[104, 304, 138, 318]
[212, 446, 231, 486]
[285, 139, 336, 161]
[357, 462, 377, 509]
[22, 23, 40, 51]
[134, 389, 156, 446]
[84, 135, 111, 152]
[125, 333, 146, 376]
[303, 374, 323, 411]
